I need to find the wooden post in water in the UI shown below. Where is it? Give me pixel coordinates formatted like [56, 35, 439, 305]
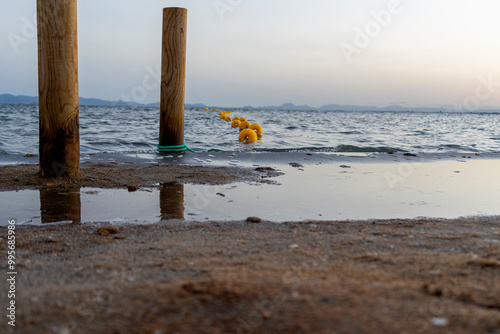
[159, 7, 187, 149]
[37, 0, 80, 177]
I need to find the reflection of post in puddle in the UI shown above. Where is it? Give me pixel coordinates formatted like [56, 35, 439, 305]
[160, 182, 184, 220]
[40, 188, 81, 224]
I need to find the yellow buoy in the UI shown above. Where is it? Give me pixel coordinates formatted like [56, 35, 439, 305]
[220, 113, 227, 120]
[231, 120, 241, 128]
[224, 115, 232, 122]
[233, 116, 241, 121]
[239, 129, 258, 143]
[239, 121, 252, 130]
[250, 123, 263, 136]
[240, 117, 247, 122]
[204, 107, 209, 111]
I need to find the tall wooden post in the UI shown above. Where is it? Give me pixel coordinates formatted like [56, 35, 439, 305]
[37, 0, 80, 177]
[159, 7, 187, 148]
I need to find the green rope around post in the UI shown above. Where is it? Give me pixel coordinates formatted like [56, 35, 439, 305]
[157, 144, 221, 153]
[157, 144, 196, 153]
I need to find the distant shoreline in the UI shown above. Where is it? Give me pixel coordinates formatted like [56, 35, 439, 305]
[2, 93, 500, 113]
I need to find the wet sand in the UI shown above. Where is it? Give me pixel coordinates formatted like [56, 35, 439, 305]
[3, 155, 500, 223]
[0, 162, 281, 191]
[1, 160, 500, 333]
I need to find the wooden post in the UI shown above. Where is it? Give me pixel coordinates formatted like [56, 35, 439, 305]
[159, 7, 187, 148]
[37, 0, 80, 177]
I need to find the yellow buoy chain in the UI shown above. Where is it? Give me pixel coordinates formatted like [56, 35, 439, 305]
[205, 107, 263, 144]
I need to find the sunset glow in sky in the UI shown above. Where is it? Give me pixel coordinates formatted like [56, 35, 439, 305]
[1, 0, 499, 108]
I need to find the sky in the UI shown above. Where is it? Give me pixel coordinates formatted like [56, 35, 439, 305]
[1, 0, 500, 109]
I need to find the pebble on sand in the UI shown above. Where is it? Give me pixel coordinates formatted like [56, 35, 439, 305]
[289, 162, 304, 168]
[98, 226, 120, 236]
[431, 318, 449, 327]
[246, 217, 262, 223]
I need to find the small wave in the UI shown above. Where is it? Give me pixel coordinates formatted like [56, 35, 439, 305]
[334, 145, 403, 153]
[339, 131, 364, 135]
[436, 144, 480, 152]
[253, 147, 335, 153]
[407, 130, 429, 136]
[253, 145, 404, 153]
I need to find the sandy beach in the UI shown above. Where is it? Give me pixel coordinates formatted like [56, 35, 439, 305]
[1, 217, 499, 333]
[1, 157, 500, 333]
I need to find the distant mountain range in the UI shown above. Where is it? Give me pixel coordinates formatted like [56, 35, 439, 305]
[0, 94, 161, 108]
[1, 94, 499, 113]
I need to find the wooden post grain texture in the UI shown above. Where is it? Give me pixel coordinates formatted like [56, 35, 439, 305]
[159, 7, 187, 148]
[37, 0, 80, 177]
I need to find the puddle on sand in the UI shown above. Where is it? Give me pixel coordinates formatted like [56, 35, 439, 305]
[1, 160, 500, 226]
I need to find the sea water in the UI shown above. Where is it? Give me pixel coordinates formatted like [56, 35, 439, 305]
[1, 104, 500, 158]
[2, 104, 500, 224]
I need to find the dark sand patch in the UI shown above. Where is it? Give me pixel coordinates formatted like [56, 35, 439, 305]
[0, 162, 283, 191]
